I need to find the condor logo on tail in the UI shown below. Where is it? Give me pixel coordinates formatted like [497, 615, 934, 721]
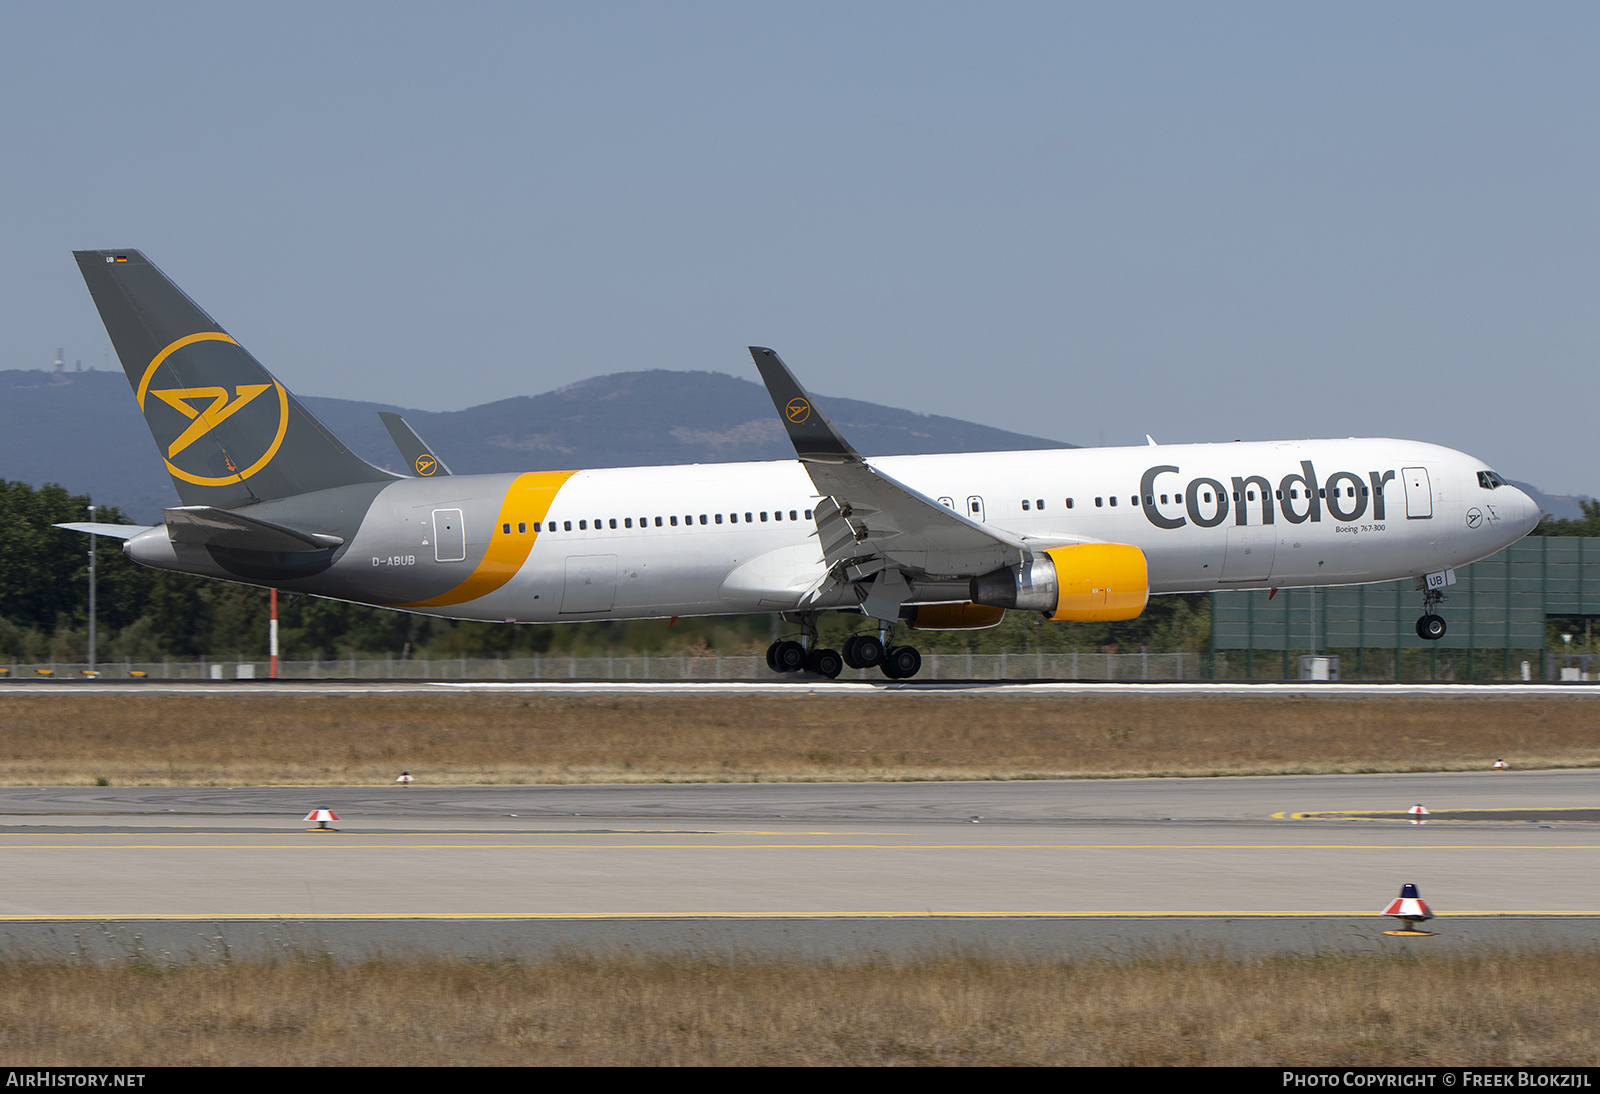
[136, 332, 289, 486]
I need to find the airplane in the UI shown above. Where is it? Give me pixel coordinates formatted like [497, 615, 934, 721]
[57, 249, 1542, 679]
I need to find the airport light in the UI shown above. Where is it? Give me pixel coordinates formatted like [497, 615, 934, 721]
[86, 505, 96, 676]
[270, 587, 279, 679]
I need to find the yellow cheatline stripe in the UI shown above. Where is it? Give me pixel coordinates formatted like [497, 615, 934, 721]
[400, 469, 578, 607]
[3, 842, 1599, 851]
[0, 911, 1597, 921]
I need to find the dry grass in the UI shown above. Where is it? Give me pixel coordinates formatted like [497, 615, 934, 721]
[0, 949, 1596, 1065]
[1, 692, 1598, 785]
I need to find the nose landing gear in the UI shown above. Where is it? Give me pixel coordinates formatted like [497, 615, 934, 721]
[1415, 587, 1448, 641]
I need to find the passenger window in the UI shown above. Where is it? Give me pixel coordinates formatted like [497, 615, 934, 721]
[624, 518, 632, 528]
[791, 510, 799, 521]
[805, 509, 813, 519]
[761, 512, 769, 522]
[1095, 497, 1103, 507]
[608, 518, 616, 529]
[745, 512, 753, 523]
[700, 515, 708, 525]
[579, 520, 587, 530]
[1160, 495, 1168, 504]
[502, 523, 511, 534]
[1021, 500, 1030, 511]
[1066, 498, 1074, 508]
[1110, 497, 1118, 506]
[518, 522, 526, 533]
[670, 516, 678, 526]
[1037, 499, 1045, 510]
[716, 514, 724, 524]
[533, 522, 542, 532]
[729, 513, 737, 523]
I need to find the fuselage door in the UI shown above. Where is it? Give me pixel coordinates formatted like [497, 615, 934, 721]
[966, 496, 986, 522]
[1402, 467, 1433, 519]
[432, 508, 466, 562]
[1221, 526, 1276, 583]
[561, 554, 618, 613]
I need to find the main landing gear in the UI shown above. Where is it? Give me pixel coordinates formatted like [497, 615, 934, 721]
[1415, 587, 1448, 641]
[765, 613, 845, 680]
[764, 617, 925, 680]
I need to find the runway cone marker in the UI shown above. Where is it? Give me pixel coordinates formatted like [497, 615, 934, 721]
[1493, 758, 1508, 770]
[1407, 804, 1429, 825]
[396, 772, 413, 785]
[304, 807, 340, 833]
[1382, 882, 1435, 936]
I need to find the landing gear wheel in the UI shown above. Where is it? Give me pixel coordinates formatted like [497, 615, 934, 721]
[806, 647, 844, 679]
[773, 640, 807, 672]
[880, 645, 922, 680]
[1416, 614, 1447, 641]
[843, 635, 884, 670]
[765, 641, 780, 672]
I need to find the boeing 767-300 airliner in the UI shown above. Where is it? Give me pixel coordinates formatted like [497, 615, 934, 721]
[57, 250, 1540, 679]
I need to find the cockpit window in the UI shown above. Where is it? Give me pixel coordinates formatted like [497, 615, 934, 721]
[1478, 470, 1508, 490]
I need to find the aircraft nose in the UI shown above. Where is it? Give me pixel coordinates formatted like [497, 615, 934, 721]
[1508, 485, 1542, 535]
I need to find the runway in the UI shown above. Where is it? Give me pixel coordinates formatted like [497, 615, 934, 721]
[2, 771, 1597, 958]
[4, 679, 1600, 697]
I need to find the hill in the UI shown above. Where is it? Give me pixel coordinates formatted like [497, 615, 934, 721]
[0, 368, 1071, 522]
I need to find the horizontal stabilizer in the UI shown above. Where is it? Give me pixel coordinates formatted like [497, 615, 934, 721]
[164, 506, 344, 552]
[52, 522, 155, 539]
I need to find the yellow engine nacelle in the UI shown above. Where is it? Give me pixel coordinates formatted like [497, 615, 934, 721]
[1040, 543, 1149, 621]
[902, 602, 1006, 631]
[969, 543, 1149, 622]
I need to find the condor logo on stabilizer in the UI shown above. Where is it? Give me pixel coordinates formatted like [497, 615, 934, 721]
[1139, 462, 1400, 530]
[135, 332, 289, 486]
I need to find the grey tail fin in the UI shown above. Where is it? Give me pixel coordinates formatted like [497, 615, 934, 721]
[379, 412, 452, 476]
[73, 250, 396, 508]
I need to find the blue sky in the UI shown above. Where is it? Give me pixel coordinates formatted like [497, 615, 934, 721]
[3, 2, 1597, 492]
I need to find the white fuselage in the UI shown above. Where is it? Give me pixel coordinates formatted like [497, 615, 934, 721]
[332, 437, 1539, 623]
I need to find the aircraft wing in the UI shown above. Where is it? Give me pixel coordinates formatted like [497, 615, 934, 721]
[749, 348, 1026, 605]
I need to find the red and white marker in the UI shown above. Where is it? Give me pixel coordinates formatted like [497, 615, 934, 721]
[1407, 804, 1429, 824]
[304, 807, 340, 832]
[1493, 758, 1508, 770]
[396, 772, 413, 785]
[1382, 882, 1434, 934]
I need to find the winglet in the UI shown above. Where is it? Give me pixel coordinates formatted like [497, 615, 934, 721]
[748, 347, 861, 464]
[379, 412, 452, 476]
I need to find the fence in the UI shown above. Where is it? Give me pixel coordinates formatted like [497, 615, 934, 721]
[2, 649, 1204, 683]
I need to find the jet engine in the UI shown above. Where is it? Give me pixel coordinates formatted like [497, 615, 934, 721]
[969, 543, 1149, 622]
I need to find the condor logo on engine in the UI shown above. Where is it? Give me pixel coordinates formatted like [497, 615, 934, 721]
[1138, 462, 1399, 530]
